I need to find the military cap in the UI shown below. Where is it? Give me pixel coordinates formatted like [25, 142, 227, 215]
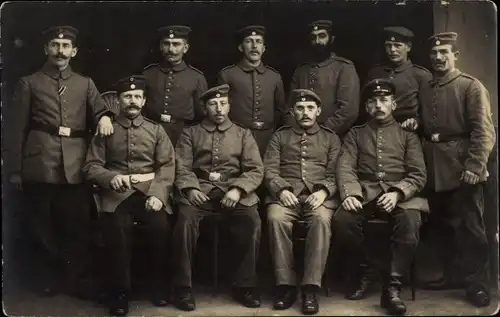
[42, 25, 78, 43]
[200, 84, 230, 104]
[291, 89, 322, 105]
[362, 78, 396, 99]
[383, 26, 414, 42]
[427, 32, 458, 47]
[236, 25, 266, 42]
[309, 20, 332, 33]
[157, 25, 192, 40]
[114, 75, 147, 94]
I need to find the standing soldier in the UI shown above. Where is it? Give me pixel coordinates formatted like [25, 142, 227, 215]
[84, 75, 175, 316]
[171, 84, 263, 311]
[289, 20, 360, 137]
[264, 89, 341, 315]
[217, 25, 286, 156]
[6, 26, 114, 297]
[420, 32, 495, 308]
[142, 25, 208, 145]
[366, 26, 432, 129]
[335, 78, 427, 316]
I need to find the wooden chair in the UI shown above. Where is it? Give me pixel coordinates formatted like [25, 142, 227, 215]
[101, 91, 121, 115]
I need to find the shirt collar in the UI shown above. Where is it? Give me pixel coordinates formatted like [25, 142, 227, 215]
[160, 60, 187, 73]
[237, 59, 266, 74]
[291, 120, 321, 135]
[42, 62, 73, 80]
[115, 114, 145, 128]
[310, 52, 336, 68]
[430, 68, 462, 86]
[201, 117, 233, 132]
[384, 60, 413, 73]
[368, 116, 397, 129]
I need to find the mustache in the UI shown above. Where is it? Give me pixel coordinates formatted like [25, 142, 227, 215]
[53, 53, 69, 59]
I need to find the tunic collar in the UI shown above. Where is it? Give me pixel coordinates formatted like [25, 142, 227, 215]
[115, 113, 145, 128]
[384, 60, 413, 73]
[430, 68, 462, 86]
[291, 120, 321, 135]
[201, 118, 233, 132]
[368, 116, 397, 129]
[310, 52, 336, 68]
[237, 59, 266, 74]
[160, 60, 187, 73]
[42, 62, 73, 80]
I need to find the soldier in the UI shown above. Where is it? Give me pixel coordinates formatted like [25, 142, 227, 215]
[365, 26, 432, 129]
[419, 32, 495, 308]
[334, 78, 427, 315]
[288, 20, 360, 137]
[142, 25, 208, 145]
[172, 84, 263, 311]
[83, 75, 175, 316]
[217, 25, 286, 156]
[6, 25, 114, 297]
[264, 89, 341, 314]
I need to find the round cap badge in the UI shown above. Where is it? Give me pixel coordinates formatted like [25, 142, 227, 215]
[130, 84, 136, 89]
[215, 93, 220, 98]
[169, 33, 174, 38]
[58, 33, 64, 39]
[390, 36, 396, 41]
[301, 97, 306, 101]
[251, 31, 256, 36]
[313, 26, 318, 30]
[376, 86, 380, 89]
[435, 40, 440, 45]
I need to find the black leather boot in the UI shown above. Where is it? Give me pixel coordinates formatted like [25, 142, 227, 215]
[109, 291, 129, 317]
[301, 284, 319, 315]
[345, 264, 374, 300]
[380, 277, 406, 316]
[173, 286, 196, 311]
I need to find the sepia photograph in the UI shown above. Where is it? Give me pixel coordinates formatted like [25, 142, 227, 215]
[1, 0, 498, 316]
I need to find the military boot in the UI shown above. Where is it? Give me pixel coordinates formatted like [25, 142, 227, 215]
[380, 276, 406, 315]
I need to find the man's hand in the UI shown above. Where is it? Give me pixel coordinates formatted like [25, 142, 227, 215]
[279, 189, 300, 208]
[109, 175, 132, 193]
[342, 196, 363, 212]
[221, 188, 242, 209]
[305, 189, 328, 210]
[377, 191, 402, 213]
[145, 196, 163, 212]
[461, 170, 480, 185]
[9, 173, 23, 191]
[187, 189, 210, 207]
[96, 116, 114, 136]
[400, 118, 419, 131]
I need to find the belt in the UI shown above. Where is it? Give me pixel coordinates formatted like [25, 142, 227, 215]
[358, 172, 406, 182]
[194, 169, 238, 182]
[424, 133, 469, 143]
[31, 122, 87, 138]
[233, 120, 273, 130]
[156, 113, 184, 124]
[128, 173, 155, 184]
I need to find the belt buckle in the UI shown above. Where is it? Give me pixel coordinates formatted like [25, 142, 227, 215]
[160, 114, 171, 123]
[130, 175, 139, 184]
[376, 172, 386, 180]
[252, 121, 264, 129]
[58, 126, 71, 137]
[209, 172, 221, 182]
[431, 133, 440, 142]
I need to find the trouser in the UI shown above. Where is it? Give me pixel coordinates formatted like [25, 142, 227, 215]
[99, 192, 171, 294]
[334, 202, 421, 286]
[267, 203, 333, 287]
[23, 182, 92, 289]
[427, 183, 490, 294]
[172, 190, 261, 288]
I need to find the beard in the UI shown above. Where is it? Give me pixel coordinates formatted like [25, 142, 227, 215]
[310, 44, 331, 62]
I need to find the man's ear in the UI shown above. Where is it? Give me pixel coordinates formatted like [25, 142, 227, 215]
[407, 42, 412, 52]
[183, 42, 190, 54]
[391, 100, 397, 111]
[71, 47, 78, 58]
[238, 44, 243, 53]
[44, 44, 48, 55]
[329, 34, 335, 45]
[453, 50, 460, 60]
[317, 106, 322, 116]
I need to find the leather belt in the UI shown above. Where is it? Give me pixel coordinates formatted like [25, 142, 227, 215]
[358, 172, 406, 182]
[31, 122, 87, 138]
[424, 133, 469, 143]
[194, 169, 237, 182]
[128, 173, 155, 184]
[233, 120, 273, 130]
[156, 113, 183, 124]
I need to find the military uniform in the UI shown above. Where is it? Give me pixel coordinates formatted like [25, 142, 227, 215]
[6, 26, 113, 292]
[172, 85, 264, 290]
[142, 25, 208, 145]
[83, 75, 175, 302]
[365, 26, 433, 123]
[420, 33, 495, 298]
[334, 79, 427, 314]
[263, 89, 341, 288]
[217, 26, 286, 156]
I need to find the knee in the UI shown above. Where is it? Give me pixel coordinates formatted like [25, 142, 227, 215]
[333, 208, 359, 232]
[309, 207, 333, 227]
[267, 204, 288, 226]
[394, 210, 421, 245]
[176, 205, 199, 227]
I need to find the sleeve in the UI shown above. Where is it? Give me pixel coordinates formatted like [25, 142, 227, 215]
[82, 134, 120, 188]
[6, 78, 32, 176]
[464, 80, 496, 175]
[274, 75, 287, 128]
[263, 132, 294, 199]
[216, 70, 227, 86]
[87, 78, 114, 127]
[229, 129, 264, 195]
[193, 74, 208, 122]
[174, 128, 201, 193]
[336, 129, 363, 201]
[325, 63, 360, 135]
[147, 125, 176, 207]
[313, 133, 341, 198]
[389, 131, 427, 200]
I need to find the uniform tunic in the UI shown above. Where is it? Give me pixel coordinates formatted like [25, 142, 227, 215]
[289, 53, 360, 136]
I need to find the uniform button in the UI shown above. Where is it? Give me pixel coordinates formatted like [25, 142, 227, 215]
[303, 146, 307, 149]
[301, 158, 305, 161]
[256, 101, 260, 105]
[256, 85, 260, 89]
[378, 149, 382, 153]
[378, 156, 382, 159]
[215, 149, 219, 152]
[214, 156, 218, 159]
[165, 103, 169, 106]
[214, 163, 218, 167]
[378, 164, 382, 167]
[255, 108, 260, 112]
[165, 96, 169, 99]
[302, 152, 306, 155]
[166, 89, 170, 92]
[167, 83, 172, 86]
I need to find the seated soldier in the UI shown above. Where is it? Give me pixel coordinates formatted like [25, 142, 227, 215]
[83, 75, 175, 316]
[172, 84, 264, 311]
[334, 78, 428, 315]
[263, 89, 341, 315]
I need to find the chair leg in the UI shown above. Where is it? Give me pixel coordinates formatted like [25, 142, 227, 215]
[212, 220, 219, 298]
[411, 254, 416, 301]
